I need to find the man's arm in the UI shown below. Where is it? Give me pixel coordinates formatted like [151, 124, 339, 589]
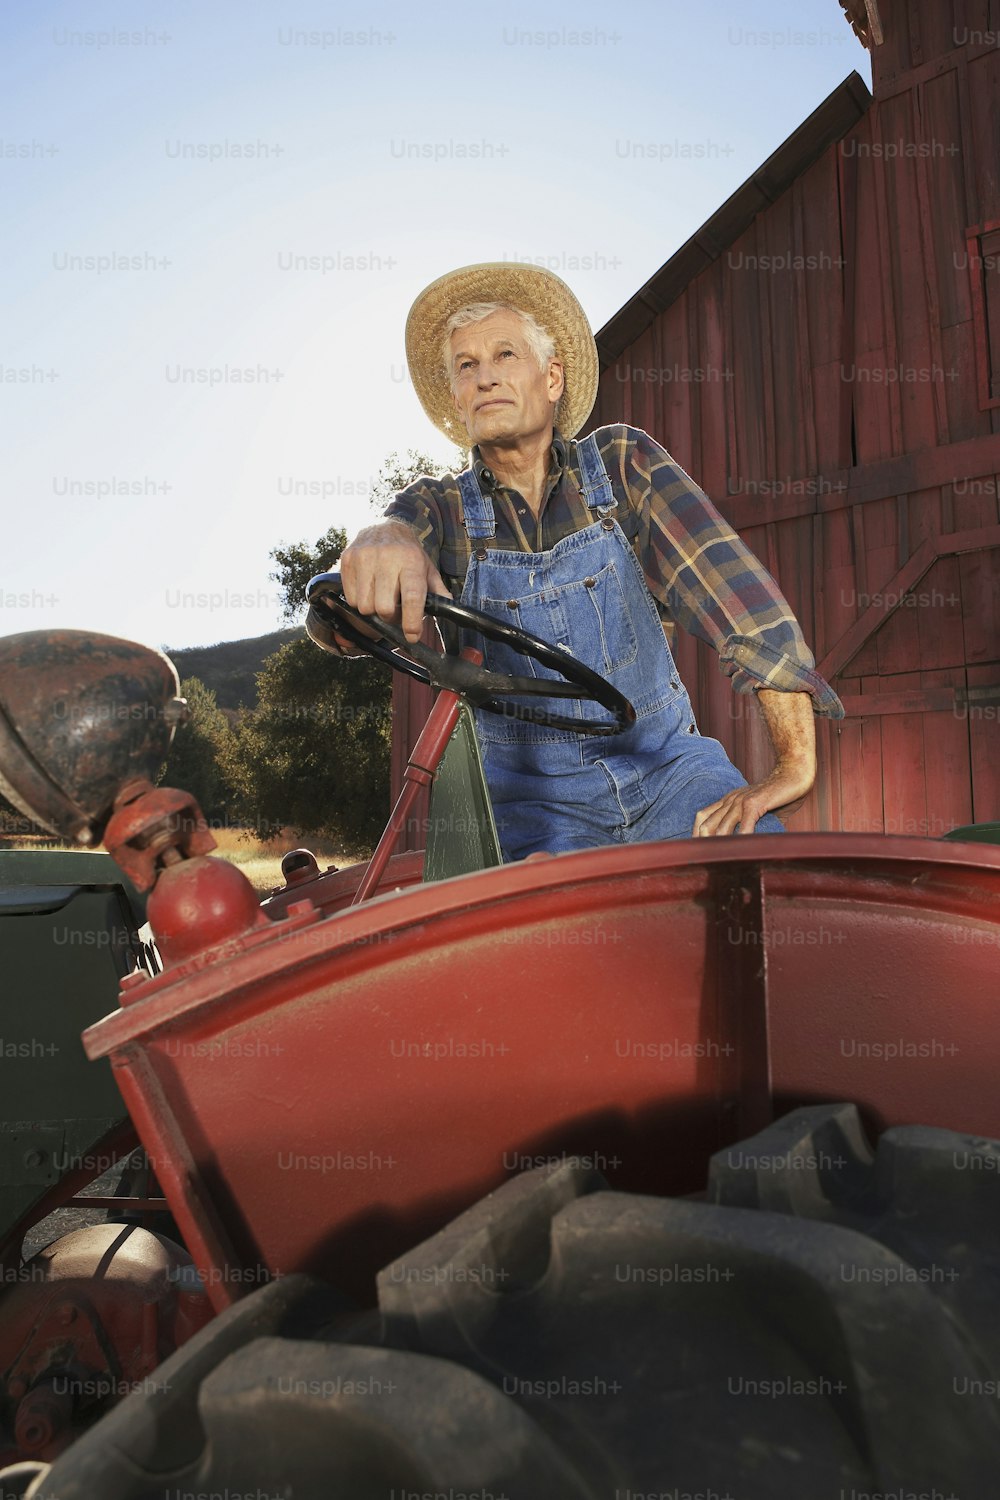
[693, 688, 817, 835]
[615, 425, 840, 834]
[625, 425, 844, 719]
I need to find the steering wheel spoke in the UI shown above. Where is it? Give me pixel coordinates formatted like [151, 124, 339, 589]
[306, 572, 636, 736]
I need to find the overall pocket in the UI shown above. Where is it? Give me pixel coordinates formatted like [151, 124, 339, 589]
[481, 560, 638, 681]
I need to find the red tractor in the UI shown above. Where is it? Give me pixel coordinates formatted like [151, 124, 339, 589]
[0, 595, 997, 1500]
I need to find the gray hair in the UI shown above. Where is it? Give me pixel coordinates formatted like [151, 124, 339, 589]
[442, 301, 558, 386]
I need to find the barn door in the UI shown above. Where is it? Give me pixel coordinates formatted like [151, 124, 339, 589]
[823, 534, 1000, 834]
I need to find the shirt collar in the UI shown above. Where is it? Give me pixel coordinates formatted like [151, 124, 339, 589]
[470, 430, 570, 492]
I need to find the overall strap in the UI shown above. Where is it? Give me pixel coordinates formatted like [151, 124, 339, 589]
[575, 431, 617, 514]
[457, 468, 496, 544]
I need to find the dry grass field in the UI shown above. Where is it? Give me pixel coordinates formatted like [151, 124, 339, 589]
[207, 827, 369, 894]
[4, 828, 371, 895]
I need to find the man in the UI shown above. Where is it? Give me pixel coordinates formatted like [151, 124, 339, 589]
[339, 262, 843, 860]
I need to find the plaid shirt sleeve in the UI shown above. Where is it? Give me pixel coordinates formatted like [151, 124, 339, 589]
[621, 426, 844, 718]
[383, 481, 445, 555]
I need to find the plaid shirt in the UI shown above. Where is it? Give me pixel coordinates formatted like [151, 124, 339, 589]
[385, 423, 844, 717]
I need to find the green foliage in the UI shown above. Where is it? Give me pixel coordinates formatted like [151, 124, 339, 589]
[159, 677, 233, 825]
[267, 450, 465, 625]
[219, 639, 391, 846]
[270, 528, 347, 627]
[212, 447, 469, 848]
[367, 448, 468, 519]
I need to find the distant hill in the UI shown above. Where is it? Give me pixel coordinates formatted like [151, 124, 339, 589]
[165, 627, 304, 710]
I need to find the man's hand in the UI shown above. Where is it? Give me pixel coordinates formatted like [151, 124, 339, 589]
[693, 688, 817, 835]
[337, 520, 449, 648]
[693, 761, 815, 835]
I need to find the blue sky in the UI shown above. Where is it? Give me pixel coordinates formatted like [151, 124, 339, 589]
[1, 0, 870, 651]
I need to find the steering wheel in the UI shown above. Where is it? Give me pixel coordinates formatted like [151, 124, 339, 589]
[305, 571, 636, 736]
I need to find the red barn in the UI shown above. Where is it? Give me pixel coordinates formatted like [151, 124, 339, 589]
[393, 0, 999, 842]
[589, 0, 1000, 834]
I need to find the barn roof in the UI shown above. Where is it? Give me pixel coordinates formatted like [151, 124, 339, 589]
[838, 0, 884, 48]
[595, 71, 873, 368]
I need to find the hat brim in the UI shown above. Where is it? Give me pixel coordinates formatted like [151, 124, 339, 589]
[404, 262, 599, 444]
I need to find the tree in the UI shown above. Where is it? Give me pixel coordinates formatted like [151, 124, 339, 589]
[159, 676, 233, 826]
[227, 447, 465, 848]
[269, 526, 347, 628]
[366, 448, 468, 518]
[266, 447, 465, 625]
[219, 641, 391, 846]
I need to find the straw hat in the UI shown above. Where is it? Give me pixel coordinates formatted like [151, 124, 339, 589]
[404, 262, 599, 443]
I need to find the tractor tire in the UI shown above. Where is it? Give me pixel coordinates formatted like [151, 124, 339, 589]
[16, 1102, 1000, 1499]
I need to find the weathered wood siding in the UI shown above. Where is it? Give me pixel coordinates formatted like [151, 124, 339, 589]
[590, 0, 1000, 833]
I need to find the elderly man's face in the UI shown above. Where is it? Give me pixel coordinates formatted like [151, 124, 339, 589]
[448, 309, 564, 447]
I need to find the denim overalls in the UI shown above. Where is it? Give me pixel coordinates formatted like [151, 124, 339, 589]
[457, 432, 784, 862]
